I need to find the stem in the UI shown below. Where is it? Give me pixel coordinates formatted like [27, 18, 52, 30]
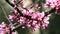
[5, 0, 22, 7]
[0, 4, 13, 25]
[45, 8, 56, 16]
[31, 28, 40, 34]
[0, 4, 21, 34]
[40, 27, 43, 34]
[13, 25, 21, 31]
[5, 0, 14, 7]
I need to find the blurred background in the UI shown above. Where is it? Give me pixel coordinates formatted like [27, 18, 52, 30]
[0, 0, 60, 34]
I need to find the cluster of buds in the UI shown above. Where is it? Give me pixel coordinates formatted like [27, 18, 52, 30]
[9, 0, 51, 31]
[0, 22, 10, 34]
[45, 0, 60, 13]
[0, 22, 17, 34]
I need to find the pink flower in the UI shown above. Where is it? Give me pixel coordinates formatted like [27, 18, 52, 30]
[31, 13, 37, 19]
[34, 4, 39, 8]
[9, 15, 14, 21]
[32, 21, 37, 25]
[22, 9, 27, 14]
[22, 26, 25, 28]
[35, 24, 40, 28]
[37, 12, 45, 20]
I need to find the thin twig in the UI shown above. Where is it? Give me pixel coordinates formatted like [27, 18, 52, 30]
[0, 4, 14, 28]
[12, 25, 21, 31]
[13, 23, 17, 25]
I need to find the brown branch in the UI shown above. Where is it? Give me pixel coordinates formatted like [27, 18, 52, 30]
[45, 7, 56, 16]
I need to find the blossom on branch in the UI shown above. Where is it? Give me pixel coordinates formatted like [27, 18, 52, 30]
[0, 22, 10, 34]
[0, 22, 18, 34]
[9, 0, 51, 31]
[45, 0, 60, 13]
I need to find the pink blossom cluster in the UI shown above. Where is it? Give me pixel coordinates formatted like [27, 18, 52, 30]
[9, 0, 51, 31]
[45, 0, 60, 13]
[45, 0, 60, 8]
[0, 22, 17, 34]
[0, 22, 10, 34]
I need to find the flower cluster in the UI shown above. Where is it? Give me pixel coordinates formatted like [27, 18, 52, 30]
[0, 22, 17, 34]
[0, 22, 10, 34]
[9, 0, 51, 31]
[45, 0, 60, 13]
[45, 0, 60, 8]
